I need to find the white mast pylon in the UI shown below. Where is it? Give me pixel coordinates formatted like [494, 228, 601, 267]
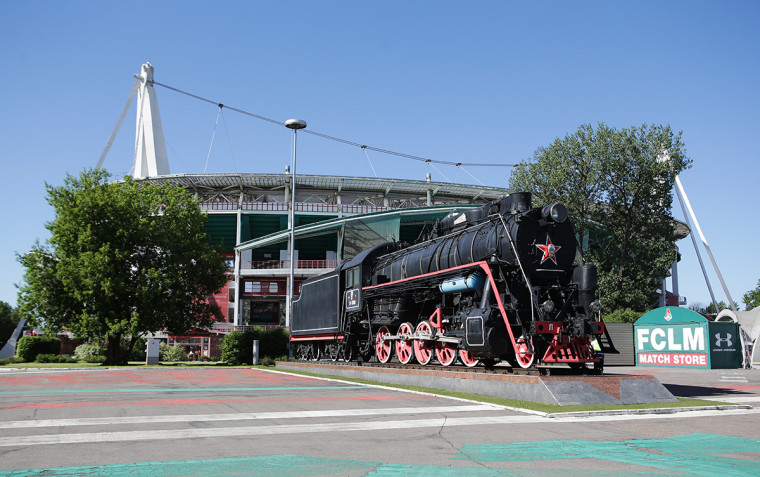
[674, 175, 738, 312]
[132, 62, 170, 178]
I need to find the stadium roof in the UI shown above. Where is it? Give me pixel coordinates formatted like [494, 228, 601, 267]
[139, 173, 508, 203]
[235, 204, 476, 251]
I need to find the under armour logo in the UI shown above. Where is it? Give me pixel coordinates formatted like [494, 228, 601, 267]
[715, 333, 732, 347]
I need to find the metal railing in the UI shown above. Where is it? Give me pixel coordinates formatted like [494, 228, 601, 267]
[240, 260, 341, 270]
[200, 202, 392, 214]
[211, 323, 285, 333]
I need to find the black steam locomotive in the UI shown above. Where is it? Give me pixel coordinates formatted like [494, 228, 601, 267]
[290, 192, 606, 372]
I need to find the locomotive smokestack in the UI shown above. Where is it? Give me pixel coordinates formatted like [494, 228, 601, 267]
[501, 192, 532, 214]
[573, 264, 598, 315]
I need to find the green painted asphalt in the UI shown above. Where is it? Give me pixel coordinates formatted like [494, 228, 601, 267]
[0, 433, 756, 476]
[456, 432, 760, 476]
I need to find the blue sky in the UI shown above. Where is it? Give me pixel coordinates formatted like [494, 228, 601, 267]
[1, 1, 758, 310]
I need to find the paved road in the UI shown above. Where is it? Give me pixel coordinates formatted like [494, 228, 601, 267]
[0, 366, 758, 476]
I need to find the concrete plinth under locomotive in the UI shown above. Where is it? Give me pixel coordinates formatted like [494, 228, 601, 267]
[275, 361, 677, 406]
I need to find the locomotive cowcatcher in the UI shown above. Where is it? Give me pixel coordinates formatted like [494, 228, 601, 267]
[289, 192, 607, 372]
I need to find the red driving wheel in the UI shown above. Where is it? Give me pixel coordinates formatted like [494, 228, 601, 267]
[395, 322, 415, 365]
[413, 321, 434, 365]
[375, 326, 393, 363]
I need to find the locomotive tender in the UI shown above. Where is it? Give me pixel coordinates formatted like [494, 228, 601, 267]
[290, 191, 605, 371]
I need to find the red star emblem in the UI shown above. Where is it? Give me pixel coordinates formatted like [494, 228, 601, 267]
[536, 236, 561, 265]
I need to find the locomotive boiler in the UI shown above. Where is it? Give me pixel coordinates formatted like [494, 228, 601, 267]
[290, 192, 606, 372]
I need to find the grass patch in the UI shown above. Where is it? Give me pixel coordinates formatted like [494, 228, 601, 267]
[0, 361, 107, 369]
[0, 360, 228, 369]
[270, 367, 733, 414]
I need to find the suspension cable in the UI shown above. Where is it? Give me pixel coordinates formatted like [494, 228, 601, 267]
[150, 80, 517, 170]
[457, 164, 486, 186]
[220, 108, 239, 173]
[426, 160, 452, 183]
[204, 105, 223, 173]
[361, 146, 378, 178]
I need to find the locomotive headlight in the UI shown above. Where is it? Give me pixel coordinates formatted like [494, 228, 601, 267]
[589, 300, 601, 313]
[542, 300, 555, 313]
[542, 203, 568, 223]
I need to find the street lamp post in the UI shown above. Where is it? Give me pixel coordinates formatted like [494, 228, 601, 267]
[285, 119, 306, 329]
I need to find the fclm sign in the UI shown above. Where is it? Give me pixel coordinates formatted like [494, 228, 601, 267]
[634, 307, 741, 369]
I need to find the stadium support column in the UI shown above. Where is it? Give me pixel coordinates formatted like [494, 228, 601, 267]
[285, 119, 307, 329]
[426, 173, 432, 206]
[233, 249, 241, 326]
[672, 245, 680, 304]
[234, 195, 242, 326]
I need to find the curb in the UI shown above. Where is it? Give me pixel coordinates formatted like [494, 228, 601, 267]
[547, 404, 754, 418]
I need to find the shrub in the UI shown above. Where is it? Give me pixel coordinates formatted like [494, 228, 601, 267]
[16, 335, 62, 362]
[261, 327, 289, 359]
[129, 337, 147, 361]
[34, 354, 77, 363]
[74, 343, 105, 362]
[220, 331, 248, 365]
[0, 357, 22, 365]
[159, 343, 188, 362]
[603, 308, 644, 323]
[220, 327, 290, 365]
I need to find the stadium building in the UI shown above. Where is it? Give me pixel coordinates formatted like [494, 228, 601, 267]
[119, 63, 509, 357]
[119, 63, 684, 358]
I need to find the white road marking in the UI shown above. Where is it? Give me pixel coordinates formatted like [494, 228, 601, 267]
[0, 404, 496, 429]
[719, 373, 749, 383]
[708, 396, 760, 404]
[1, 408, 758, 447]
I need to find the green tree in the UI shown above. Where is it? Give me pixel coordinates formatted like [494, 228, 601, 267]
[0, 301, 20, 349]
[602, 308, 643, 323]
[688, 300, 728, 316]
[509, 123, 605, 265]
[509, 123, 691, 312]
[743, 279, 760, 310]
[17, 169, 228, 365]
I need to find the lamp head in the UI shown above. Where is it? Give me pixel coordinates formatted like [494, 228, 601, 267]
[285, 119, 307, 130]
